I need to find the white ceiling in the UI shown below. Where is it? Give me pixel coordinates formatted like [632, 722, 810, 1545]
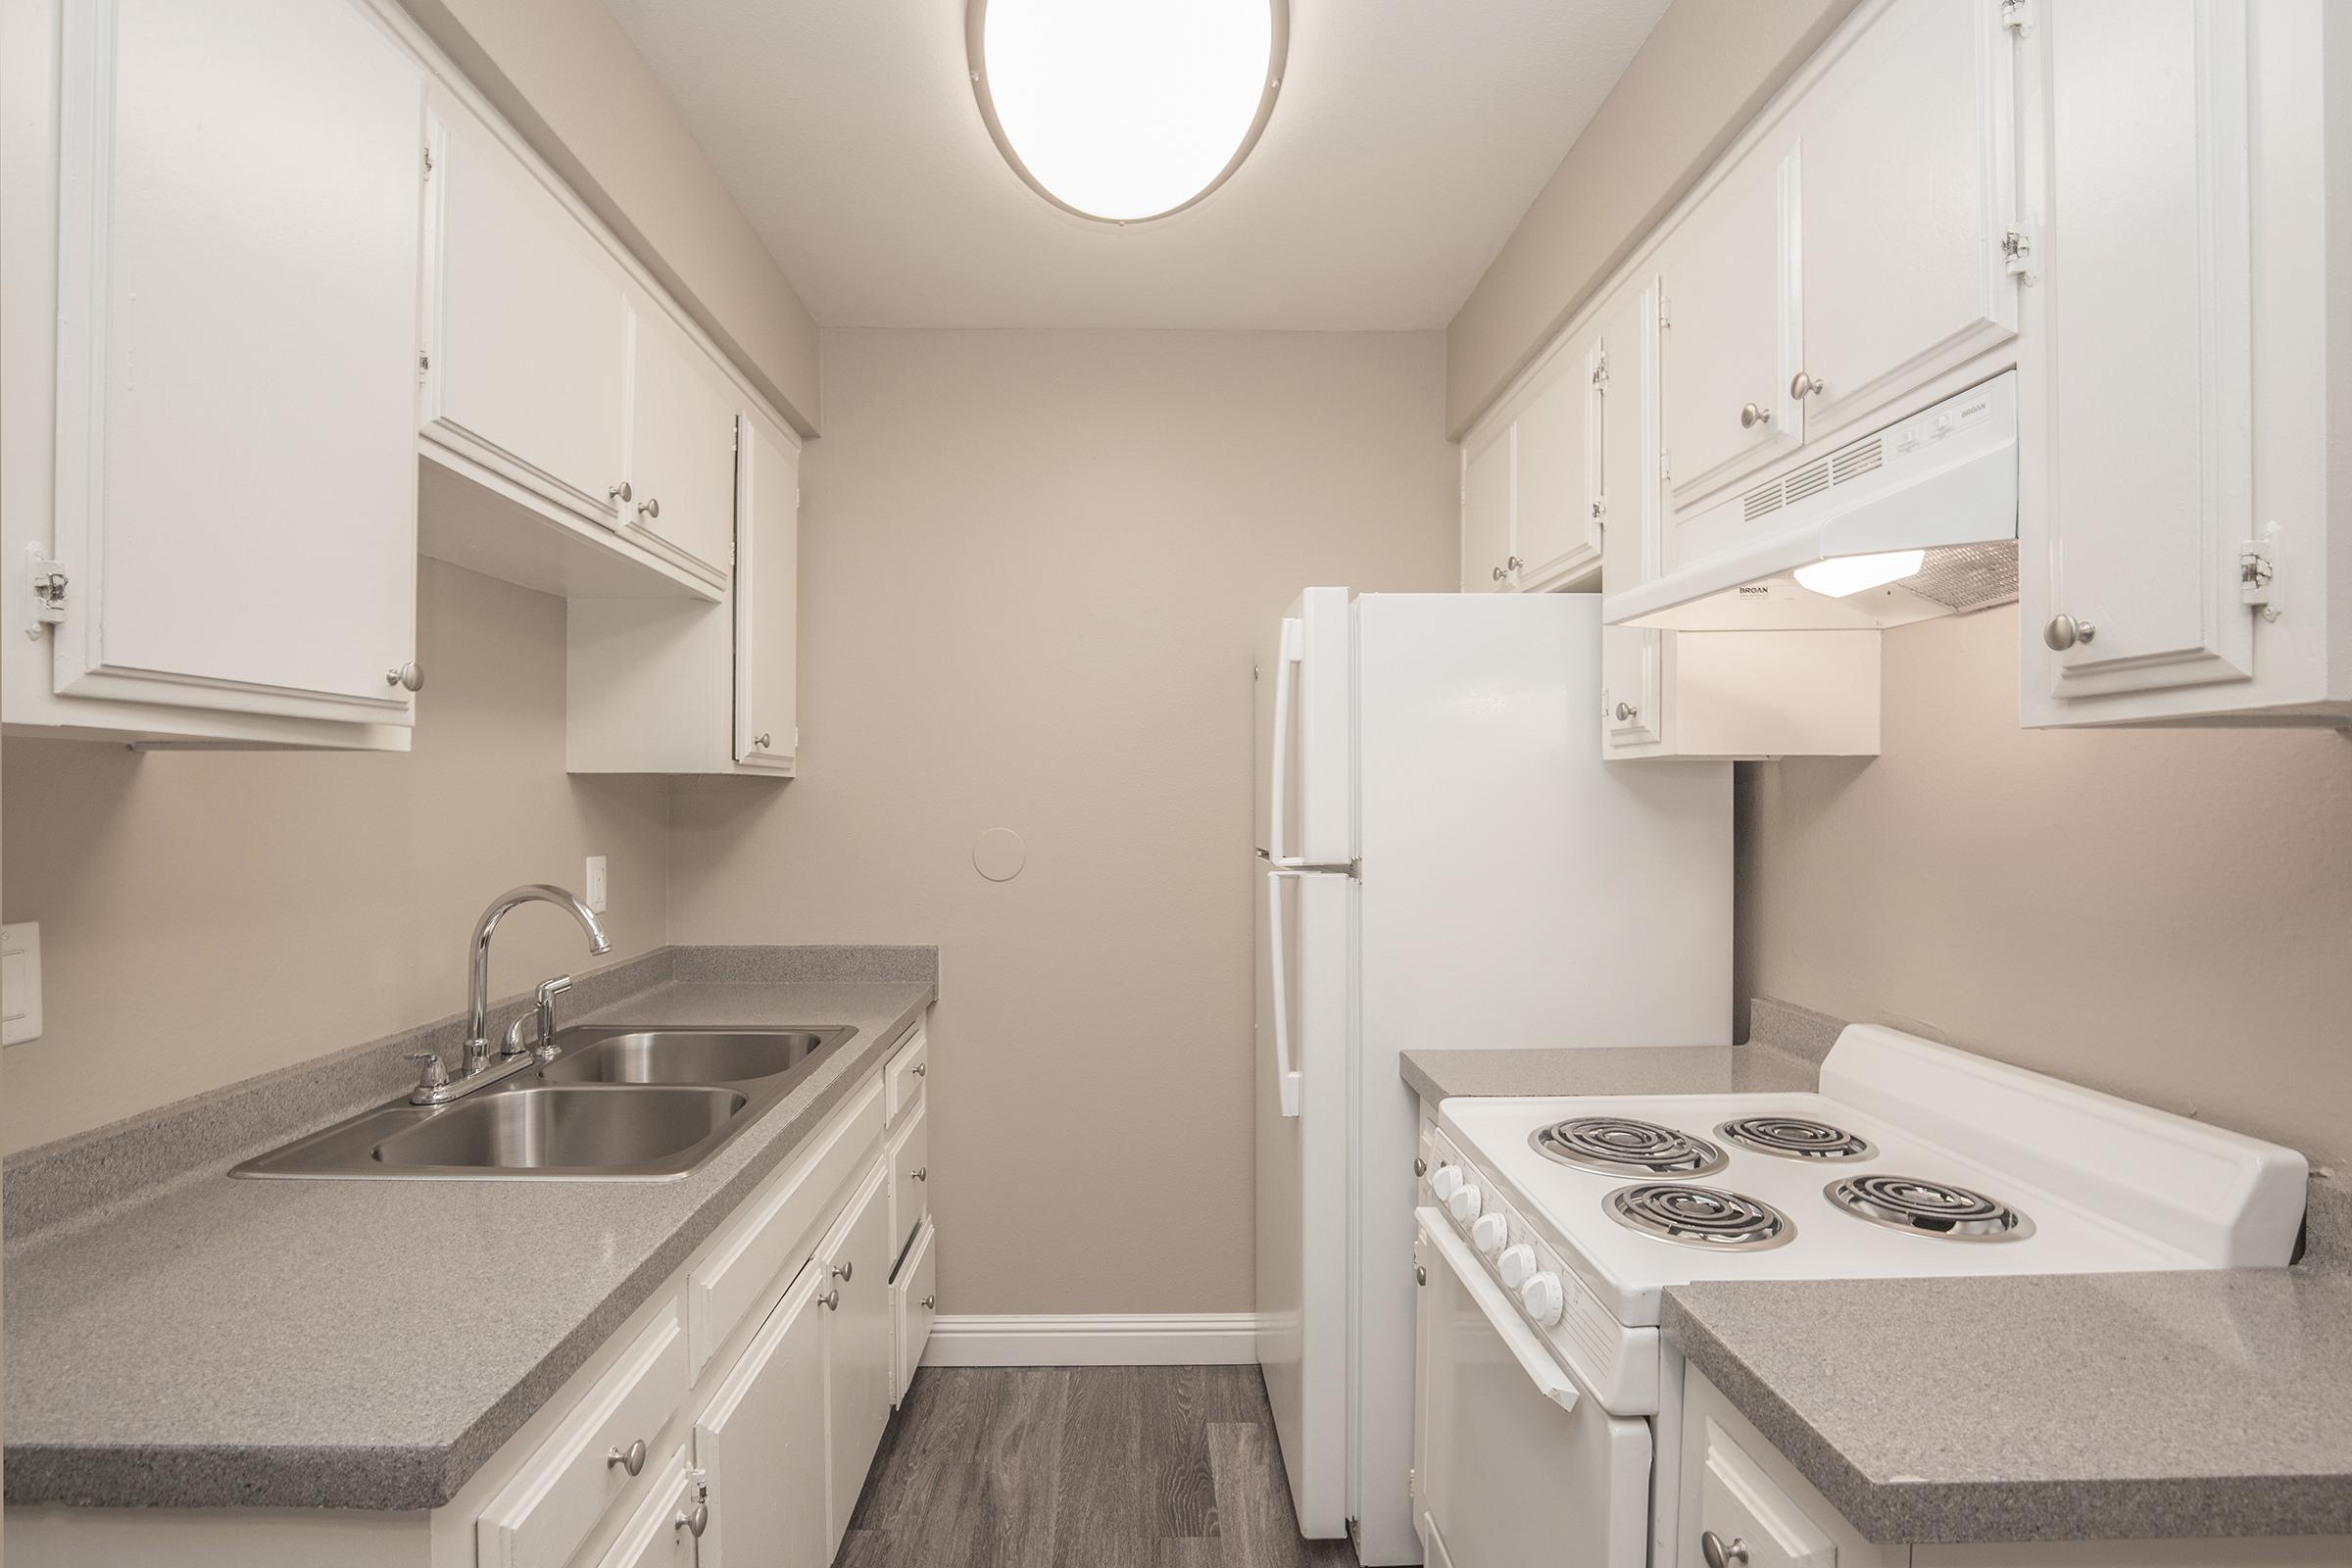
[600, 0, 1671, 330]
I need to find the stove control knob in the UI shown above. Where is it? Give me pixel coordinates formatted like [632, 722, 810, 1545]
[1429, 1163, 1464, 1203]
[1520, 1272, 1565, 1327]
[1497, 1244, 1539, 1289]
[1446, 1183, 1483, 1224]
[1471, 1212, 1509, 1255]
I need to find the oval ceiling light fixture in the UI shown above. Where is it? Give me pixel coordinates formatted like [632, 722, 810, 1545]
[967, 0, 1289, 224]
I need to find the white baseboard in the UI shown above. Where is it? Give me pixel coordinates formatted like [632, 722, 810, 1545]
[919, 1312, 1263, 1368]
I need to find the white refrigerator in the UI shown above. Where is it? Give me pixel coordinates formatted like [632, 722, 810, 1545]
[1252, 589, 1731, 1566]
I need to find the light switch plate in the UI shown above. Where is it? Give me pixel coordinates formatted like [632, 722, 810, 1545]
[3, 922, 43, 1046]
[585, 857, 609, 914]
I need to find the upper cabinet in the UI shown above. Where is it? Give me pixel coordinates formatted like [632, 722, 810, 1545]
[2018, 0, 2348, 727]
[1658, 146, 1803, 513]
[424, 103, 631, 528]
[26, 0, 427, 745]
[623, 309, 740, 585]
[1457, 330, 1604, 594]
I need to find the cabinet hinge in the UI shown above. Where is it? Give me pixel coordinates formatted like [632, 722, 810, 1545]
[422, 143, 435, 176]
[2001, 224, 2036, 281]
[1592, 353, 1609, 392]
[417, 348, 431, 377]
[1659, 448, 1672, 483]
[1657, 296, 1671, 330]
[2000, 0, 2032, 35]
[2240, 523, 2281, 621]
[26, 547, 67, 628]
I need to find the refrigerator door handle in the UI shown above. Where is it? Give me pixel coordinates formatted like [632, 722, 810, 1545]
[1266, 616, 1302, 864]
[1266, 866, 1303, 1118]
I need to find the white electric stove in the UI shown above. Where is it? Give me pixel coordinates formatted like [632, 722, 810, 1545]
[1409, 1026, 2308, 1568]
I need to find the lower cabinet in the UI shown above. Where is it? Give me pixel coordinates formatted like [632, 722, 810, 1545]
[592, 1446, 702, 1568]
[694, 1267, 830, 1568]
[891, 1219, 939, 1406]
[819, 1162, 897, 1550]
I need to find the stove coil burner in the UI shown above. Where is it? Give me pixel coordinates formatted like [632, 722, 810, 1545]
[1530, 1117, 1729, 1179]
[1826, 1174, 2034, 1241]
[1716, 1115, 1878, 1162]
[1604, 1183, 1794, 1251]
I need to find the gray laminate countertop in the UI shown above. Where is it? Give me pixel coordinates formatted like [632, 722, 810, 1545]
[1398, 1002, 2352, 1544]
[2, 956, 935, 1511]
[1662, 1260, 2352, 1543]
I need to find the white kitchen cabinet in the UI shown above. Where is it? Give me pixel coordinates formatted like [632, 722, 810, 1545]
[1597, 283, 1667, 756]
[589, 1447, 700, 1568]
[1460, 421, 1514, 591]
[32, 0, 423, 743]
[1457, 336, 1605, 595]
[2018, 0, 2350, 727]
[624, 307, 739, 588]
[423, 100, 630, 528]
[890, 1219, 937, 1407]
[732, 415, 801, 773]
[1789, 0, 2021, 445]
[818, 1162, 895, 1556]
[568, 411, 801, 777]
[694, 1265, 830, 1568]
[1659, 144, 1802, 512]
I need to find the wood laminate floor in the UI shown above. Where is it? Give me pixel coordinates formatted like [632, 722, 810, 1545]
[837, 1366, 1363, 1568]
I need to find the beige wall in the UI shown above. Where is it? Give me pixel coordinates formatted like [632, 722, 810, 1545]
[1446, 0, 1860, 435]
[667, 328, 1458, 1314]
[398, 0, 823, 434]
[0, 562, 671, 1155]
[1739, 604, 2352, 1170]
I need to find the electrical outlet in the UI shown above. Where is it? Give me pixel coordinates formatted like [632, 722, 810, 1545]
[585, 857, 609, 914]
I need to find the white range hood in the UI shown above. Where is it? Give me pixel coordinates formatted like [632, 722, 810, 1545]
[1604, 371, 2019, 631]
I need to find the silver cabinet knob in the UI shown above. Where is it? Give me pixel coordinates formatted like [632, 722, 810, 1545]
[819, 1288, 840, 1310]
[1614, 701, 1639, 722]
[753, 732, 771, 750]
[385, 662, 423, 692]
[1740, 402, 1772, 428]
[829, 1259, 853, 1282]
[607, 1438, 647, 1476]
[1491, 564, 1508, 582]
[1789, 369, 1826, 401]
[1701, 1531, 1749, 1568]
[1506, 555, 1525, 571]
[911, 1061, 927, 1077]
[1414, 1156, 1428, 1178]
[910, 1166, 928, 1182]
[2043, 613, 2097, 651]
[609, 480, 632, 504]
[1414, 1264, 1427, 1286]
[920, 1294, 937, 1309]
[676, 1499, 709, 1539]
[636, 497, 661, 521]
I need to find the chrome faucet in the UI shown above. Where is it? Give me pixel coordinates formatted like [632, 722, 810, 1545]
[409, 885, 611, 1104]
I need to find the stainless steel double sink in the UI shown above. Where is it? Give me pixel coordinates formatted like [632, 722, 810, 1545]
[232, 1025, 856, 1181]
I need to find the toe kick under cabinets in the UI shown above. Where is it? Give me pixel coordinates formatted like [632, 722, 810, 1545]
[8, 1017, 936, 1568]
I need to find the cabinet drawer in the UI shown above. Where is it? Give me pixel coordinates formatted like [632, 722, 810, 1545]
[888, 1099, 929, 1259]
[892, 1218, 937, 1406]
[477, 1298, 690, 1568]
[885, 1026, 928, 1123]
[1688, 1414, 1838, 1568]
[689, 1076, 884, 1378]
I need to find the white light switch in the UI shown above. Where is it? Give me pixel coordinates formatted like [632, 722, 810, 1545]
[585, 857, 609, 914]
[3, 922, 43, 1047]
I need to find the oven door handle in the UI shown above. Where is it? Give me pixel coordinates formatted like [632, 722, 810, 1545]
[1418, 1208, 1582, 1413]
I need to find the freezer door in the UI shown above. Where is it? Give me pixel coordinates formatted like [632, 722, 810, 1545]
[1253, 587, 1352, 865]
[1253, 857, 1350, 1540]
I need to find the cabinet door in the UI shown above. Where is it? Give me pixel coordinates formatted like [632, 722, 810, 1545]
[891, 1219, 937, 1407]
[427, 104, 630, 522]
[625, 309, 738, 584]
[1795, 0, 2020, 438]
[1460, 424, 1513, 591]
[51, 0, 422, 728]
[732, 416, 799, 771]
[1660, 147, 1801, 509]
[695, 1267, 829, 1568]
[1596, 283, 1666, 755]
[1510, 341, 1602, 588]
[821, 1164, 895, 1552]
[590, 1446, 700, 1568]
[2023, 0, 2258, 708]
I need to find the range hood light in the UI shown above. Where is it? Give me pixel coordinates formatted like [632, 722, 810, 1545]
[1793, 549, 1928, 599]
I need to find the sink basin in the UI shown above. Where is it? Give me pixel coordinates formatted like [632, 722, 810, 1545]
[539, 1027, 849, 1086]
[230, 1021, 858, 1181]
[370, 1086, 747, 1171]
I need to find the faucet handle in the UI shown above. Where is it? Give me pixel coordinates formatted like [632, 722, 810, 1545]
[405, 1050, 451, 1091]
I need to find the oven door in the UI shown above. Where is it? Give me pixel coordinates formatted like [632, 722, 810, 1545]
[1414, 1210, 1651, 1568]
